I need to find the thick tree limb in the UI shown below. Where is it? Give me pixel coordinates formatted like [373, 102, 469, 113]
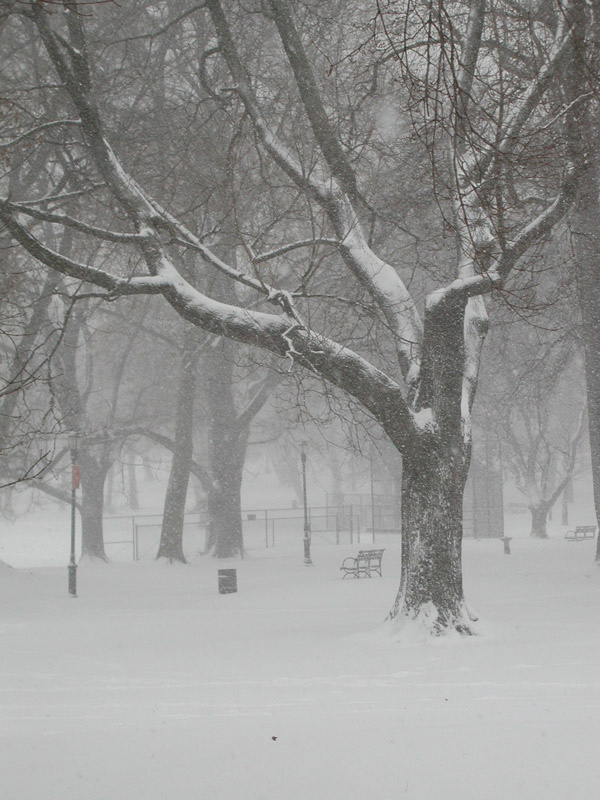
[266, 0, 359, 202]
[235, 369, 282, 431]
[467, 20, 573, 182]
[0, 203, 169, 295]
[206, 0, 423, 384]
[120, 426, 212, 490]
[26, 478, 81, 510]
[1, 202, 418, 453]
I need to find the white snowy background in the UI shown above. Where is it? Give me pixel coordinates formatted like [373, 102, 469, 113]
[1, 476, 599, 800]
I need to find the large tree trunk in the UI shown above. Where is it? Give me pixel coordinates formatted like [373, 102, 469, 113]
[571, 162, 600, 561]
[390, 445, 471, 632]
[566, 13, 600, 561]
[156, 328, 199, 563]
[203, 337, 245, 558]
[79, 450, 109, 560]
[205, 446, 245, 558]
[389, 294, 474, 633]
[529, 504, 549, 538]
[157, 455, 191, 562]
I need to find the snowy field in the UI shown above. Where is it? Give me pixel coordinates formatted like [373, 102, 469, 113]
[2, 516, 600, 799]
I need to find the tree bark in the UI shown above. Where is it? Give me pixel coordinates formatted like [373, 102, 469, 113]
[389, 294, 474, 633]
[0, 271, 60, 455]
[562, 486, 569, 526]
[203, 337, 246, 558]
[565, 0, 600, 560]
[156, 328, 200, 563]
[571, 161, 600, 559]
[104, 465, 115, 514]
[205, 448, 245, 558]
[390, 443, 472, 633]
[127, 451, 139, 510]
[529, 504, 549, 538]
[79, 450, 109, 560]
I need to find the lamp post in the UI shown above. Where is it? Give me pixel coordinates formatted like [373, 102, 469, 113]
[67, 433, 80, 597]
[300, 441, 313, 566]
[370, 443, 376, 544]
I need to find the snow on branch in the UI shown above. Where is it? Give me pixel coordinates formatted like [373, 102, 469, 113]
[467, 20, 573, 182]
[2, 0, 423, 453]
[267, 0, 359, 202]
[163, 225, 303, 309]
[31, 10, 303, 317]
[3, 208, 418, 449]
[0, 201, 168, 296]
[426, 159, 579, 312]
[206, 0, 423, 385]
[497, 167, 580, 277]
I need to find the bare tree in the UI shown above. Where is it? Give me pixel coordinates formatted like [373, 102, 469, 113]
[564, 0, 600, 560]
[0, 0, 593, 632]
[0, 266, 60, 488]
[485, 329, 586, 537]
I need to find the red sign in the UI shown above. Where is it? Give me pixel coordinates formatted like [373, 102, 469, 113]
[72, 465, 81, 491]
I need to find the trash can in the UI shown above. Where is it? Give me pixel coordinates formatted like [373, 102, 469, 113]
[218, 568, 237, 594]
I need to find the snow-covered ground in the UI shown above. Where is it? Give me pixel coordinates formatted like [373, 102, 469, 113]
[2, 512, 600, 799]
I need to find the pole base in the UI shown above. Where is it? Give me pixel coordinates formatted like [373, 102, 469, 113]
[68, 564, 77, 597]
[303, 535, 313, 566]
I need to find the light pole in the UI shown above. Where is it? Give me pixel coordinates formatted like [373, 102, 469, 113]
[300, 441, 313, 566]
[370, 442, 376, 543]
[68, 432, 80, 597]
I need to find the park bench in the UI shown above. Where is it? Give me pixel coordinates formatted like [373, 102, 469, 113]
[340, 549, 385, 579]
[565, 525, 596, 542]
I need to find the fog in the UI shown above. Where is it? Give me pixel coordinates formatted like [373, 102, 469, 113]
[1, 1, 599, 798]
